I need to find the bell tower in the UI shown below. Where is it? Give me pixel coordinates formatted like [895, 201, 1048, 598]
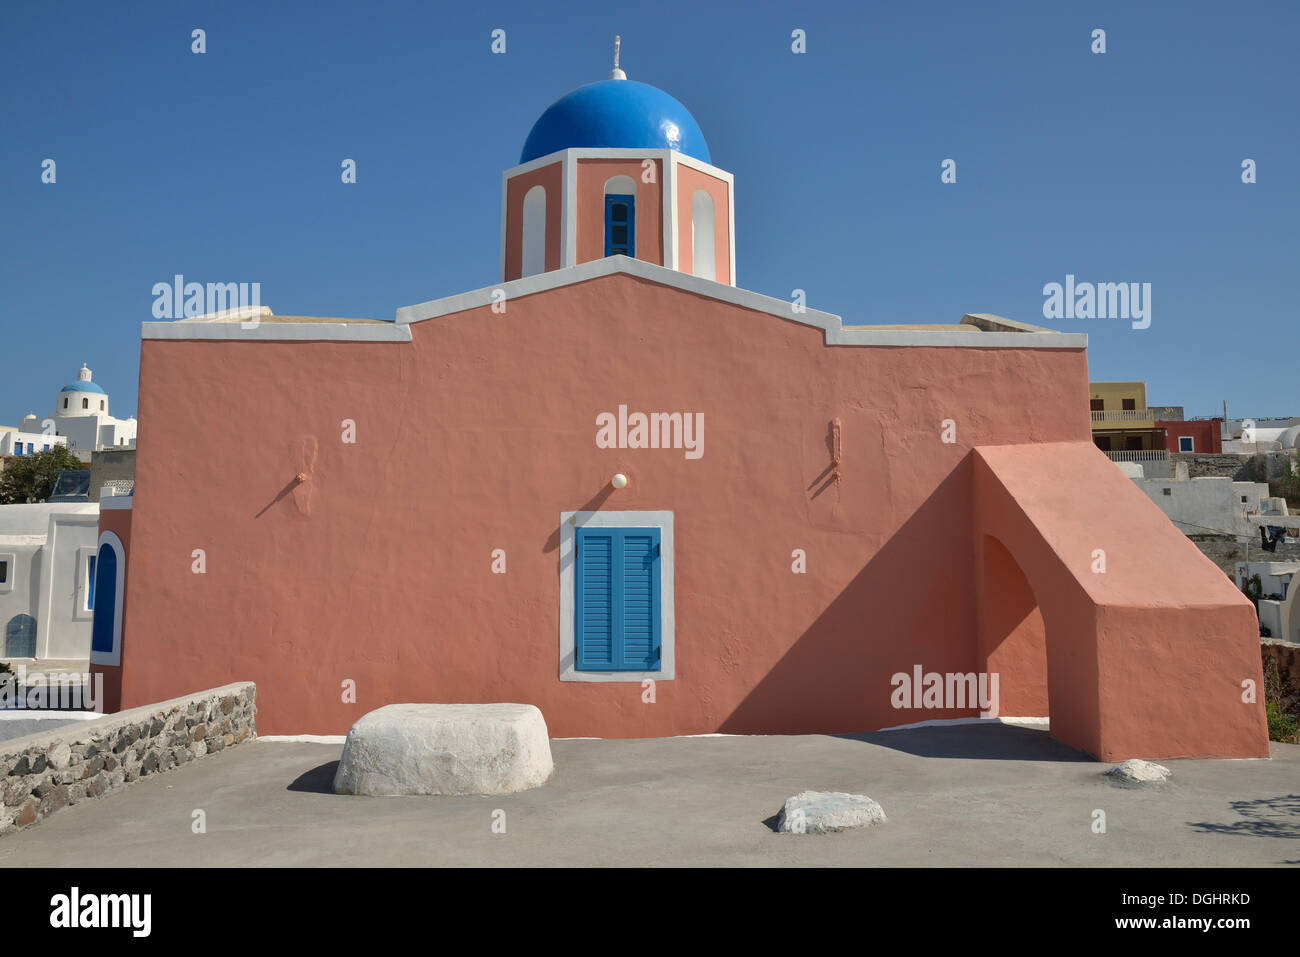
[501, 40, 735, 285]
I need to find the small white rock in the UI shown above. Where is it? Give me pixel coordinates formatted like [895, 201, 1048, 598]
[776, 790, 886, 834]
[1104, 758, 1172, 787]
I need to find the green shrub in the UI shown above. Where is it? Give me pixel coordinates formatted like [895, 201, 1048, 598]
[1266, 701, 1299, 744]
[0, 446, 86, 503]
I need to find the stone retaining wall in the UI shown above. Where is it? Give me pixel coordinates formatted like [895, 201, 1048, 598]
[0, 682, 255, 837]
[1189, 534, 1300, 578]
[1173, 450, 1296, 481]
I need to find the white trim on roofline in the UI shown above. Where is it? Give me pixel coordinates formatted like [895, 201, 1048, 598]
[499, 166, 509, 281]
[141, 322, 412, 343]
[503, 147, 732, 182]
[665, 153, 678, 270]
[396, 255, 1089, 350]
[728, 171, 737, 286]
[564, 152, 577, 267]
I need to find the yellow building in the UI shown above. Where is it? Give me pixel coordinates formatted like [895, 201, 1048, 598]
[1089, 382, 1166, 462]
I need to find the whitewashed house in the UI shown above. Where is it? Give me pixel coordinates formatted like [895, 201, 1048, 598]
[0, 503, 99, 662]
[1237, 561, 1300, 645]
[0, 428, 69, 457]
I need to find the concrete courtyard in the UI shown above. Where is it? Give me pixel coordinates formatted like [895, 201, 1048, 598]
[1, 723, 1296, 867]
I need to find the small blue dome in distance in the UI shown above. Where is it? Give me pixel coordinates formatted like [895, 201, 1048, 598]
[60, 381, 105, 394]
[521, 79, 711, 164]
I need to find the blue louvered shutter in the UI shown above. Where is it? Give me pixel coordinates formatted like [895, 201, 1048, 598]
[575, 530, 614, 668]
[604, 194, 635, 257]
[575, 527, 661, 671]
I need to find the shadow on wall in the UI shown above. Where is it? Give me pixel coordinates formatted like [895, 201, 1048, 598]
[542, 483, 615, 559]
[719, 458, 983, 736]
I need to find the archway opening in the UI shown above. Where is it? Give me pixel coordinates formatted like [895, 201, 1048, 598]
[978, 535, 1049, 718]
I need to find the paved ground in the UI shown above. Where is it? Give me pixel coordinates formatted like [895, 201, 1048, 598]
[0, 713, 99, 744]
[2, 724, 1297, 866]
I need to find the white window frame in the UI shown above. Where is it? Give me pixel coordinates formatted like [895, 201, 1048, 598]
[88, 531, 126, 667]
[73, 545, 97, 620]
[558, 510, 674, 682]
[0, 552, 14, 594]
[1178, 436, 1194, 452]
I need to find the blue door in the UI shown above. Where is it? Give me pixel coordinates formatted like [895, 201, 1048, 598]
[604, 194, 635, 257]
[90, 544, 117, 654]
[575, 527, 661, 671]
[4, 615, 36, 657]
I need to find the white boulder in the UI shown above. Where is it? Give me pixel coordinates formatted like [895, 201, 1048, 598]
[333, 703, 554, 796]
[776, 790, 887, 834]
[1104, 758, 1172, 787]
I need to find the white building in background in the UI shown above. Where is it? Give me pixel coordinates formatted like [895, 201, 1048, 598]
[0, 428, 68, 457]
[17, 364, 136, 459]
[1236, 561, 1300, 645]
[1132, 472, 1274, 537]
[1222, 417, 1300, 453]
[0, 502, 99, 662]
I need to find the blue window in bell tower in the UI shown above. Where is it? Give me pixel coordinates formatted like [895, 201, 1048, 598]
[605, 194, 635, 258]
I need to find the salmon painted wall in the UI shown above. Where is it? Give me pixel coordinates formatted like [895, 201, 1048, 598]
[90, 506, 132, 714]
[676, 165, 730, 283]
[503, 162, 562, 281]
[972, 442, 1267, 759]
[120, 273, 1092, 737]
[576, 159, 663, 266]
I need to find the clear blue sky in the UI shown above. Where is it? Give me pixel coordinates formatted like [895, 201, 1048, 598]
[2, 0, 1295, 422]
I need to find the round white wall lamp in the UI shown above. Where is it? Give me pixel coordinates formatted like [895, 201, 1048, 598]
[611, 473, 628, 489]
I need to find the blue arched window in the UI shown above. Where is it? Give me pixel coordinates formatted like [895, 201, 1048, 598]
[90, 543, 117, 655]
[5, 614, 36, 658]
[605, 194, 635, 257]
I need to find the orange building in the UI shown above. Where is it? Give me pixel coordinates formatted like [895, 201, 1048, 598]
[91, 64, 1266, 760]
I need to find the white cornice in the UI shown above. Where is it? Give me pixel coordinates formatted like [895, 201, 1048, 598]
[396, 256, 1088, 350]
[503, 147, 731, 184]
[140, 322, 412, 342]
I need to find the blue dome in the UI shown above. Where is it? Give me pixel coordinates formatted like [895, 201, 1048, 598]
[521, 79, 711, 164]
[60, 382, 105, 394]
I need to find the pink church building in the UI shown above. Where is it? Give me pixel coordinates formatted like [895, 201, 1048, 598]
[90, 57, 1268, 761]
